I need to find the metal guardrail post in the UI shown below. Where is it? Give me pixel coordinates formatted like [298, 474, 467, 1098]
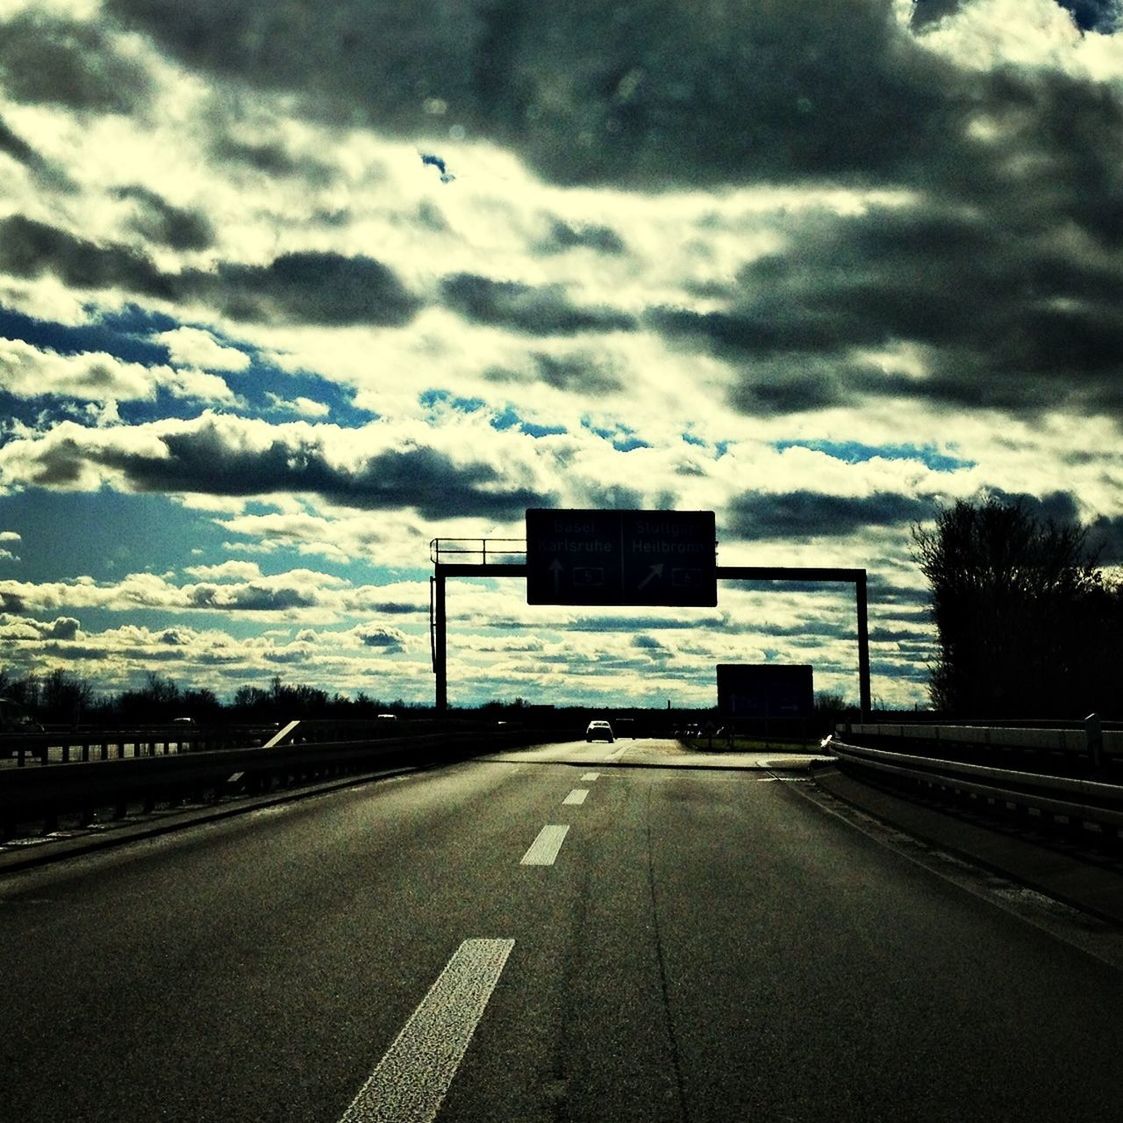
[1086, 712, 1104, 774]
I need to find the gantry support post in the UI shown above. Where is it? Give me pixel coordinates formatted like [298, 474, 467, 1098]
[856, 570, 871, 721]
[431, 571, 447, 713]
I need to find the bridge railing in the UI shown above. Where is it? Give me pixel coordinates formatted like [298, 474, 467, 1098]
[0, 724, 280, 768]
[0, 722, 553, 841]
[827, 717, 1123, 842]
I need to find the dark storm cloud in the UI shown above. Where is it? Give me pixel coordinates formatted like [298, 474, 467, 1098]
[189, 583, 318, 611]
[92, 0, 1123, 418]
[650, 197, 1123, 419]
[211, 137, 338, 185]
[983, 488, 1123, 563]
[356, 625, 406, 653]
[0, 216, 419, 327]
[0, 117, 40, 167]
[0, 591, 28, 615]
[181, 253, 421, 326]
[32, 419, 553, 518]
[0, 216, 174, 298]
[0, 12, 153, 112]
[441, 273, 634, 335]
[104, 0, 962, 189]
[538, 218, 627, 256]
[112, 186, 216, 251]
[728, 490, 936, 538]
[371, 601, 422, 615]
[486, 351, 623, 395]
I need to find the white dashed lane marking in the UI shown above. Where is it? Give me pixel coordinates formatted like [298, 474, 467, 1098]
[580, 772, 600, 781]
[520, 824, 570, 866]
[562, 789, 589, 806]
[337, 938, 514, 1123]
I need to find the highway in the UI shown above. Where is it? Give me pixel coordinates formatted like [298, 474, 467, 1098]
[2, 738, 1122, 1122]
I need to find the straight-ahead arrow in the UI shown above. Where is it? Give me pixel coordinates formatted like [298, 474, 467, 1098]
[549, 558, 563, 594]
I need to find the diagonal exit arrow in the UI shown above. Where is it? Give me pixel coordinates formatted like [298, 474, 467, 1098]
[636, 563, 664, 591]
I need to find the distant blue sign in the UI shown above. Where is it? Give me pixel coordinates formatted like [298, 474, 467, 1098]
[525, 509, 716, 606]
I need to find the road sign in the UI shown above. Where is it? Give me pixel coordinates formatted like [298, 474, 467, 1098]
[525, 509, 716, 606]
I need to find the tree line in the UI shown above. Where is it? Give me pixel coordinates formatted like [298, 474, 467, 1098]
[0, 670, 419, 727]
[913, 496, 1122, 719]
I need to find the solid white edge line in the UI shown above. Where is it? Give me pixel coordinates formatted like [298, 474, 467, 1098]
[562, 789, 589, 806]
[520, 824, 570, 865]
[337, 938, 515, 1123]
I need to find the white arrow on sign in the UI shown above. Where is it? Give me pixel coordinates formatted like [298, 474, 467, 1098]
[549, 558, 563, 595]
[636, 563, 664, 591]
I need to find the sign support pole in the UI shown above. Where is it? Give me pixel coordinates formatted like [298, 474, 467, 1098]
[857, 571, 871, 720]
[433, 570, 448, 713]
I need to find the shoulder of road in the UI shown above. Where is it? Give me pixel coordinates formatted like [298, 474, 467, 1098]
[812, 762, 1123, 930]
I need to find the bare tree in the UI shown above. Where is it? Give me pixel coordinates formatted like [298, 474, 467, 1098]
[912, 497, 1117, 718]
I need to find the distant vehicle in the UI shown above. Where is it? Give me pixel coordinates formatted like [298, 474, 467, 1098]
[613, 718, 636, 738]
[376, 713, 398, 722]
[586, 720, 614, 743]
[171, 716, 196, 726]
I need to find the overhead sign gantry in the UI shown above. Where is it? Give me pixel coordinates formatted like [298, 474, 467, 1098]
[430, 508, 871, 718]
[525, 508, 716, 607]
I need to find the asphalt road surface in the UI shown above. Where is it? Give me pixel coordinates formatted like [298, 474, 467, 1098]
[2, 738, 1122, 1122]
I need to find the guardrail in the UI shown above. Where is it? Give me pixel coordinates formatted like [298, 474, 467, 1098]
[827, 721, 1123, 843]
[833, 719, 1123, 779]
[0, 723, 279, 767]
[0, 724, 552, 840]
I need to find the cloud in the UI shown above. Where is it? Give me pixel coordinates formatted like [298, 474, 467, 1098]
[0, 414, 554, 518]
[210, 135, 338, 185]
[0, 10, 154, 113]
[728, 490, 937, 538]
[441, 273, 635, 335]
[103, 0, 961, 189]
[353, 623, 407, 653]
[538, 217, 627, 256]
[156, 327, 251, 371]
[0, 215, 174, 298]
[112, 186, 216, 251]
[0, 215, 419, 328]
[0, 115, 43, 168]
[649, 198, 1123, 421]
[180, 252, 422, 326]
[485, 350, 624, 395]
[0, 337, 235, 404]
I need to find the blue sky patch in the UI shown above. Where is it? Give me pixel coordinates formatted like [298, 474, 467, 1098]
[420, 388, 486, 414]
[490, 405, 566, 438]
[774, 439, 974, 472]
[583, 417, 652, 452]
[0, 304, 171, 366]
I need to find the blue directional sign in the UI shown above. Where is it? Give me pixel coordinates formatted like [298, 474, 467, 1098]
[525, 509, 717, 606]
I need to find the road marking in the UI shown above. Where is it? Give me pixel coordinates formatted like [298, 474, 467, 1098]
[562, 789, 589, 806]
[337, 938, 514, 1123]
[580, 772, 600, 781]
[520, 824, 570, 865]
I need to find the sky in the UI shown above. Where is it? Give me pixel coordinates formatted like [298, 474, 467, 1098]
[2, 0, 1123, 711]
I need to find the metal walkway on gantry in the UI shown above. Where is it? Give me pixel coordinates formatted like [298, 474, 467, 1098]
[429, 539, 871, 718]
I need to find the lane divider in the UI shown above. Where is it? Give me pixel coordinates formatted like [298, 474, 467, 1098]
[337, 938, 515, 1123]
[520, 824, 570, 866]
[562, 789, 589, 806]
[580, 772, 600, 781]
